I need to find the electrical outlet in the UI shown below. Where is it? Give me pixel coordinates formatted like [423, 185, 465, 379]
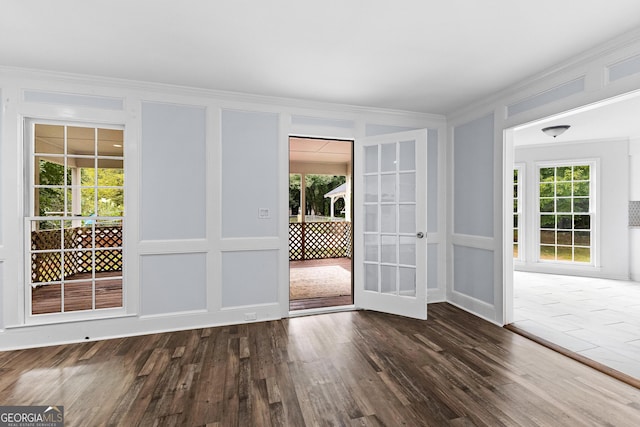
[258, 208, 270, 219]
[244, 312, 257, 321]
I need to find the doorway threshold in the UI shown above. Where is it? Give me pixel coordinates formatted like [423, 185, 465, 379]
[289, 304, 355, 318]
[505, 323, 640, 390]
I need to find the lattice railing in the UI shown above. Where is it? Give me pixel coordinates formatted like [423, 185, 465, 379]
[289, 221, 352, 260]
[31, 226, 123, 283]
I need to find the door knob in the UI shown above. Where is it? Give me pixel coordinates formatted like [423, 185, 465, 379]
[416, 232, 425, 239]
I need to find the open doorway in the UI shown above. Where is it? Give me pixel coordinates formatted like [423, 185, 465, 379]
[505, 91, 640, 382]
[288, 137, 353, 311]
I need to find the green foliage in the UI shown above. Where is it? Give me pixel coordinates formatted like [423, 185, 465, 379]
[289, 174, 301, 214]
[81, 168, 124, 217]
[36, 159, 124, 218]
[38, 160, 69, 216]
[289, 174, 346, 217]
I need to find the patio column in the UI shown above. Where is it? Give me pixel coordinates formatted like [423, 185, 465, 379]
[345, 171, 352, 222]
[329, 196, 335, 220]
[71, 167, 82, 228]
[300, 173, 306, 223]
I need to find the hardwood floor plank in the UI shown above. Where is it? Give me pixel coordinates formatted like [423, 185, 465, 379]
[1, 303, 640, 426]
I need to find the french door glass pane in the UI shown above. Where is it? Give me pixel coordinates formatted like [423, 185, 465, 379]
[399, 267, 416, 296]
[399, 141, 415, 170]
[364, 234, 378, 262]
[398, 173, 415, 203]
[380, 265, 396, 293]
[398, 205, 416, 234]
[365, 264, 378, 291]
[399, 236, 416, 266]
[381, 143, 396, 172]
[362, 140, 417, 298]
[381, 175, 396, 202]
[365, 205, 378, 232]
[365, 146, 378, 173]
[365, 175, 378, 202]
[381, 235, 397, 263]
[380, 205, 396, 233]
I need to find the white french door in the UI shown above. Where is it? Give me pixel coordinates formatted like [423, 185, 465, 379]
[354, 129, 428, 319]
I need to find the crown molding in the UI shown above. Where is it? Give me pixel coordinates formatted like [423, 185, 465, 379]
[447, 27, 640, 123]
[0, 65, 444, 123]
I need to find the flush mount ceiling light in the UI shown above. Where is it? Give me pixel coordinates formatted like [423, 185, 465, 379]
[541, 125, 570, 138]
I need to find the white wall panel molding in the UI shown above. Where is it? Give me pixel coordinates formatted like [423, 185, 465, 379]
[449, 29, 640, 124]
[0, 63, 449, 350]
[278, 113, 292, 317]
[138, 239, 209, 255]
[450, 234, 495, 251]
[219, 237, 280, 252]
[15, 102, 127, 126]
[506, 77, 586, 118]
[0, 303, 282, 351]
[1, 65, 444, 123]
[23, 89, 124, 110]
[607, 53, 640, 83]
[447, 296, 499, 326]
[292, 115, 355, 130]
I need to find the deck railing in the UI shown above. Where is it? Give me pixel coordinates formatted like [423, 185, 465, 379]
[289, 221, 352, 260]
[31, 226, 122, 283]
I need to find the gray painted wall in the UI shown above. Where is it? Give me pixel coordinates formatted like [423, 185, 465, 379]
[222, 250, 278, 307]
[221, 110, 279, 238]
[141, 253, 207, 316]
[141, 102, 207, 240]
[454, 114, 494, 237]
[453, 245, 494, 304]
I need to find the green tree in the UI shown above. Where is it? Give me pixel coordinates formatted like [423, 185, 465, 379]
[37, 160, 69, 217]
[81, 168, 125, 217]
[304, 174, 346, 217]
[289, 174, 346, 219]
[289, 174, 301, 215]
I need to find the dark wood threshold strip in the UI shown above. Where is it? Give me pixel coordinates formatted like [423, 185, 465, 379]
[505, 323, 640, 390]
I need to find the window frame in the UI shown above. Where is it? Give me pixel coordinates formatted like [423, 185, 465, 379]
[513, 164, 524, 262]
[535, 159, 597, 266]
[24, 119, 127, 325]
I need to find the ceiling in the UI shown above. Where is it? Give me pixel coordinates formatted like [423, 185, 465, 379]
[289, 137, 351, 165]
[35, 124, 124, 157]
[513, 90, 640, 146]
[2, 1, 640, 114]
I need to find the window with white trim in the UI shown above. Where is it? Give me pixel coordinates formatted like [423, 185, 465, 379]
[538, 162, 593, 264]
[513, 166, 523, 260]
[27, 122, 125, 317]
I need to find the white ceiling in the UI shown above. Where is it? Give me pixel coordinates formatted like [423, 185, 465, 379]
[1, 1, 640, 114]
[513, 90, 640, 146]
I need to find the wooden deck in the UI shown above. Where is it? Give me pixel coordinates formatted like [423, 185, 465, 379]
[289, 257, 352, 310]
[1, 303, 639, 425]
[31, 271, 123, 315]
[289, 295, 353, 311]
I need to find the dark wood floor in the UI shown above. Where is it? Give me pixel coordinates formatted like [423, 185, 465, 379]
[1, 303, 639, 426]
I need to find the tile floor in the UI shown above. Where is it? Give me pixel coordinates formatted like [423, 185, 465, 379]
[512, 271, 640, 379]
